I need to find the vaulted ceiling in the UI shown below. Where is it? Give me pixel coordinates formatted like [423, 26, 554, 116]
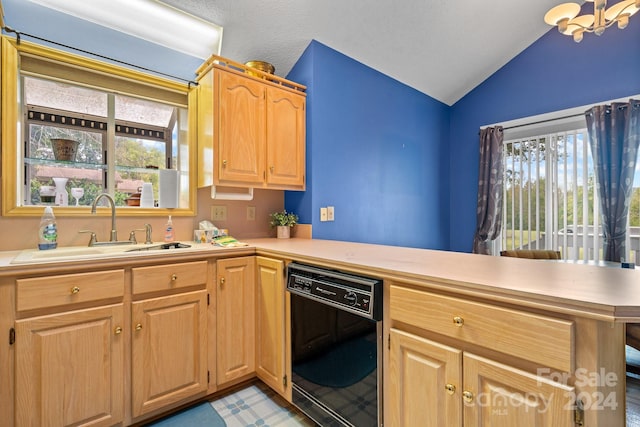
[160, 0, 566, 106]
[4, 0, 572, 106]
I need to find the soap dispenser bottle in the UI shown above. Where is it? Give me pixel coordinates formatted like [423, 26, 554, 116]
[38, 206, 58, 250]
[164, 215, 174, 242]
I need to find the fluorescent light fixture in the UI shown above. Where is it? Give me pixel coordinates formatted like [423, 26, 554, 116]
[25, 0, 223, 59]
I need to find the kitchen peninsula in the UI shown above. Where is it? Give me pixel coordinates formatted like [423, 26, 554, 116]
[0, 238, 637, 426]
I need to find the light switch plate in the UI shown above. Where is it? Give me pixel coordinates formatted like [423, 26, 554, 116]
[211, 205, 227, 221]
[247, 206, 256, 221]
[320, 207, 328, 222]
[327, 206, 335, 221]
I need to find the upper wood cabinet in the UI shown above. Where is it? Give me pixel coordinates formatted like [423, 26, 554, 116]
[197, 56, 306, 191]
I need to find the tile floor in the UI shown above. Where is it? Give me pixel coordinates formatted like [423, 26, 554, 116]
[210, 381, 316, 427]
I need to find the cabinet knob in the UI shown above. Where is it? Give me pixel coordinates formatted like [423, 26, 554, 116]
[222, 159, 227, 167]
[462, 390, 474, 403]
[453, 316, 464, 327]
[70, 286, 80, 294]
[269, 166, 274, 173]
[135, 323, 143, 331]
[114, 326, 123, 335]
[445, 383, 456, 395]
[220, 277, 226, 285]
[171, 274, 178, 282]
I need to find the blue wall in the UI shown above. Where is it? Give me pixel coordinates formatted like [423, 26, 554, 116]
[286, 41, 451, 249]
[449, 20, 640, 252]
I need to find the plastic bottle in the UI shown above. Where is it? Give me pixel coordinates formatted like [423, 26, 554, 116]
[164, 215, 175, 242]
[38, 206, 58, 250]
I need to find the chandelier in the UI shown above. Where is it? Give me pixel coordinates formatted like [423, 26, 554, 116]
[544, 0, 640, 42]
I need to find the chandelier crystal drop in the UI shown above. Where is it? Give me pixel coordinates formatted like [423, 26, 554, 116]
[544, 0, 640, 42]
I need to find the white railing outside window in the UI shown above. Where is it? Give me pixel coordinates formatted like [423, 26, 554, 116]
[501, 129, 640, 264]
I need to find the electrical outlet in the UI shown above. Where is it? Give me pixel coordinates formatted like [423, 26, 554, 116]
[211, 205, 227, 221]
[320, 207, 328, 222]
[327, 206, 335, 221]
[247, 206, 256, 221]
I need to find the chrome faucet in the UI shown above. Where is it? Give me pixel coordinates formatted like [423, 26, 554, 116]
[91, 193, 118, 242]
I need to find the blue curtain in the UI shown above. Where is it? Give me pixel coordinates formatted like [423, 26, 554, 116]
[473, 126, 504, 255]
[585, 99, 640, 262]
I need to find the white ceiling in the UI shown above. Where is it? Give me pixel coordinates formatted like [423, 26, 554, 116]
[160, 0, 565, 106]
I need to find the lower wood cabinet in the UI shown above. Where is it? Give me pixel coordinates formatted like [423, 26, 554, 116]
[388, 328, 574, 427]
[131, 290, 208, 418]
[387, 282, 578, 427]
[216, 256, 256, 385]
[15, 304, 125, 427]
[255, 256, 288, 398]
[388, 328, 462, 426]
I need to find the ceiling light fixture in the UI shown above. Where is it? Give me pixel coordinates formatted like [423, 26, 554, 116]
[544, 0, 640, 42]
[24, 0, 223, 58]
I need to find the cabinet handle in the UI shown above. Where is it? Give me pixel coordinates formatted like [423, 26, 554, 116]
[220, 277, 226, 285]
[453, 316, 464, 327]
[171, 274, 178, 282]
[70, 286, 80, 294]
[135, 323, 143, 331]
[269, 166, 274, 173]
[445, 384, 456, 395]
[222, 159, 227, 168]
[462, 390, 474, 403]
[114, 326, 123, 335]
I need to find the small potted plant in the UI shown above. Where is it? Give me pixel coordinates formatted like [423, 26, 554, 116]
[269, 210, 298, 239]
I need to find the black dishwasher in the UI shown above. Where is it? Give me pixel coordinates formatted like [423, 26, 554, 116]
[287, 262, 383, 427]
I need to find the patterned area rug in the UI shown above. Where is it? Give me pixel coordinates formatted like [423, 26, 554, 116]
[211, 382, 316, 427]
[147, 402, 226, 426]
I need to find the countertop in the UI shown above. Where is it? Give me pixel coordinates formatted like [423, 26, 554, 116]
[246, 238, 640, 322]
[1, 238, 639, 322]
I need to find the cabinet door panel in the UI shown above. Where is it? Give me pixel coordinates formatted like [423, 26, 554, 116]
[255, 257, 286, 396]
[15, 304, 124, 427]
[266, 87, 305, 188]
[217, 257, 256, 384]
[131, 290, 208, 417]
[389, 328, 462, 427]
[216, 70, 265, 185]
[463, 353, 574, 427]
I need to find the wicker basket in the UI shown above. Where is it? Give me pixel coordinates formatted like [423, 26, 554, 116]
[51, 138, 79, 161]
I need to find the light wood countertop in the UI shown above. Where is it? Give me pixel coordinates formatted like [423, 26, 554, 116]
[0, 238, 638, 322]
[246, 238, 640, 323]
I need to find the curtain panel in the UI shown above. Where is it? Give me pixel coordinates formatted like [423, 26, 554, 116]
[472, 126, 504, 254]
[585, 99, 640, 262]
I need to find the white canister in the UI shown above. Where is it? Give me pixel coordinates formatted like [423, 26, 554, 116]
[140, 182, 154, 208]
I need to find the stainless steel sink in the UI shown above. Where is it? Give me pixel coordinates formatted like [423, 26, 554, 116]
[11, 242, 193, 264]
[125, 242, 191, 252]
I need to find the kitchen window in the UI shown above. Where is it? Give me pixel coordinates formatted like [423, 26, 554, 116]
[1, 36, 197, 216]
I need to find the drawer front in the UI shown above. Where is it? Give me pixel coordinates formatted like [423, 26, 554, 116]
[132, 261, 208, 294]
[17, 270, 125, 312]
[390, 285, 574, 372]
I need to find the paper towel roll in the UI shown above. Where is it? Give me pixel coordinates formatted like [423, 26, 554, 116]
[159, 169, 178, 208]
[140, 182, 154, 208]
